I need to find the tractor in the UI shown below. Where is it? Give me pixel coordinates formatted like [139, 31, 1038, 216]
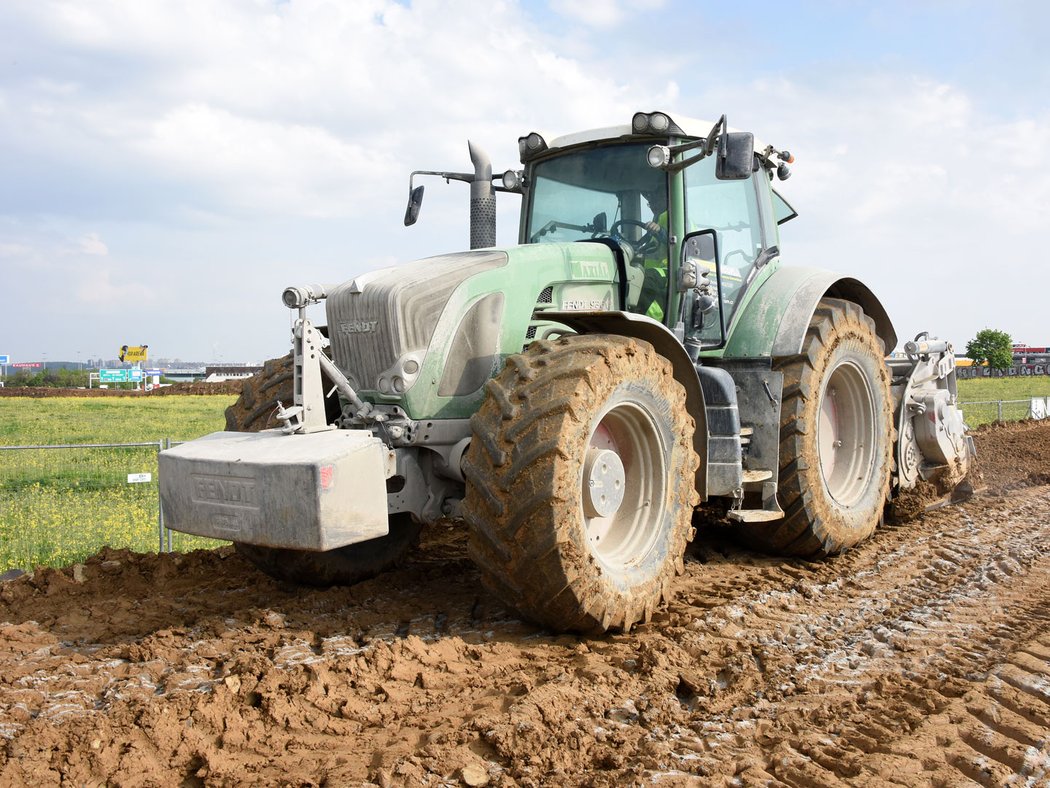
[159, 111, 974, 633]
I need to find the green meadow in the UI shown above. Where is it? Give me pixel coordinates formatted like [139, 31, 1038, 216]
[0, 395, 236, 572]
[956, 376, 1050, 426]
[0, 375, 1046, 570]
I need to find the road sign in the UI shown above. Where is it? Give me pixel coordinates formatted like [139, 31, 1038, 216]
[119, 345, 149, 362]
[129, 369, 144, 382]
[99, 369, 128, 382]
[0, 355, 9, 365]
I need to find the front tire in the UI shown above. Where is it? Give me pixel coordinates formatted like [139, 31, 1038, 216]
[741, 298, 893, 556]
[462, 335, 700, 633]
[224, 354, 418, 586]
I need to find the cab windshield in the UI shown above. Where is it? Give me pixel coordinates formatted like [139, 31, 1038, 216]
[525, 143, 670, 319]
[525, 143, 665, 247]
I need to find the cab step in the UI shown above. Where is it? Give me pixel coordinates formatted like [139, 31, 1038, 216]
[726, 478, 785, 524]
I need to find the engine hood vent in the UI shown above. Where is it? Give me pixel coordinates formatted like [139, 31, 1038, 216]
[325, 250, 508, 394]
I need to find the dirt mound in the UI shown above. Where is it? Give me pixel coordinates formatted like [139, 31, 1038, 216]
[971, 418, 1050, 492]
[150, 381, 243, 396]
[0, 381, 241, 397]
[0, 423, 1047, 785]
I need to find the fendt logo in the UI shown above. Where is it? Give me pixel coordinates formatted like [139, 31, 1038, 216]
[339, 320, 379, 335]
[191, 474, 257, 507]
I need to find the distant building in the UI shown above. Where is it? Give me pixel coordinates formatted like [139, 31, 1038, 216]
[203, 365, 262, 383]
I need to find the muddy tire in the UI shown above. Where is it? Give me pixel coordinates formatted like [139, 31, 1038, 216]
[462, 335, 700, 634]
[233, 515, 422, 587]
[741, 298, 893, 556]
[224, 354, 296, 432]
[224, 354, 418, 586]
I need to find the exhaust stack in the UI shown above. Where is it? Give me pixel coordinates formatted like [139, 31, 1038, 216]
[468, 140, 495, 249]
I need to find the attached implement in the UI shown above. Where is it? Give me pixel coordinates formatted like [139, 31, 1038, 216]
[160, 111, 974, 633]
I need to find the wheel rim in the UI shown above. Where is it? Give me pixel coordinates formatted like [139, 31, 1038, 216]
[817, 359, 877, 506]
[582, 401, 667, 571]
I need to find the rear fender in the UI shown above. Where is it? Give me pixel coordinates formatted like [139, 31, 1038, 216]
[724, 266, 897, 358]
[539, 310, 708, 498]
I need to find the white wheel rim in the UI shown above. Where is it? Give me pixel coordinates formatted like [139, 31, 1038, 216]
[583, 401, 667, 570]
[817, 359, 878, 506]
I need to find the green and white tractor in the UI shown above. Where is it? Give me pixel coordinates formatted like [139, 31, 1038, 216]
[159, 111, 974, 633]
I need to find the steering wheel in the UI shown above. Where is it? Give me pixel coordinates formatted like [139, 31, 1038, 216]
[609, 219, 663, 255]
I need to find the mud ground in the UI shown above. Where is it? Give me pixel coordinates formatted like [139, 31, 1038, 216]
[0, 422, 1048, 786]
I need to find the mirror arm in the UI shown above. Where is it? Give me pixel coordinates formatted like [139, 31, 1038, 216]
[663, 149, 710, 174]
[408, 170, 475, 196]
[651, 116, 728, 174]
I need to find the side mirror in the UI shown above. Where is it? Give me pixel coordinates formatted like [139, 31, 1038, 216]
[404, 185, 425, 226]
[590, 211, 607, 233]
[716, 131, 754, 181]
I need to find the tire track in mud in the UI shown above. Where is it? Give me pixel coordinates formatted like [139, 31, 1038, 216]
[653, 485, 1050, 785]
[0, 424, 1047, 786]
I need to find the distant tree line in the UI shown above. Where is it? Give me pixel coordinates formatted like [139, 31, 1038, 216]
[2, 368, 92, 388]
[965, 329, 1014, 370]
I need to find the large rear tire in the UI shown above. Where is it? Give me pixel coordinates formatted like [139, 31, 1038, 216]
[225, 354, 296, 432]
[740, 298, 893, 556]
[224, 355, 419, 586]
[233, 514, 421, 587]
[462, 335, 700, 633]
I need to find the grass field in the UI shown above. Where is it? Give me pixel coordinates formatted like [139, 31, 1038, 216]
[0, 395, 237, 572]
[956, 376, 1050, 426]
[0, 395, 236, 445]
[956, 375, 1050, 402]
[0, 376, 1046, 572]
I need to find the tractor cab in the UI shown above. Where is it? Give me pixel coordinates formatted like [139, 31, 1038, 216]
[513, 112, 794, 354]
[405, 111, 796, 355]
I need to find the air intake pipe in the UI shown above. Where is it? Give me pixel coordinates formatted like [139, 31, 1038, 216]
[468, 140, 495, 249]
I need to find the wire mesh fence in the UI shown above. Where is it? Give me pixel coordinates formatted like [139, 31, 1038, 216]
[0, 441, 224, 573]
[959, 398, 1049, 427]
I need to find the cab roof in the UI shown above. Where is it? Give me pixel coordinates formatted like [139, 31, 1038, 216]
[519, 111, 767, 163]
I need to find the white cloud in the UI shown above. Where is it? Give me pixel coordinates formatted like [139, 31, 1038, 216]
[729, 75, 1050, 347]
[549, 0, 666, 29]
[79, 232, 108, 256]
[0, 1, 1046, 360]
[0, 242, 33, 258]
[0, 0, 637, 223]
[75, 267, 154, 306]
[137, 103, 394, 219]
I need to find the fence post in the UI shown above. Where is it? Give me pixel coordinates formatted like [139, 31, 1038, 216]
[997, 400, 1003, 422]
[165, 439, 173, 552]
[157, 440, 165, 553]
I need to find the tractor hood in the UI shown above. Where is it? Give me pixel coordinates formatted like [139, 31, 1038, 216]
[325, 242, 620, 419]
[326, 250, 509, 398]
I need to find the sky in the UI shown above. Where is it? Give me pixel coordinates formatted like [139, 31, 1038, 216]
[1, 0, 1048, 365]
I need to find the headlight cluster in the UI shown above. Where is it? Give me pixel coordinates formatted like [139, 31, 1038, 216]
[631, 111, 681, 136]
[518, 132, 547, 161]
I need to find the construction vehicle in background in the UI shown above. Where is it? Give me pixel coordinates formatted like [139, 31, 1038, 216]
[159, 111, 974, 633]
